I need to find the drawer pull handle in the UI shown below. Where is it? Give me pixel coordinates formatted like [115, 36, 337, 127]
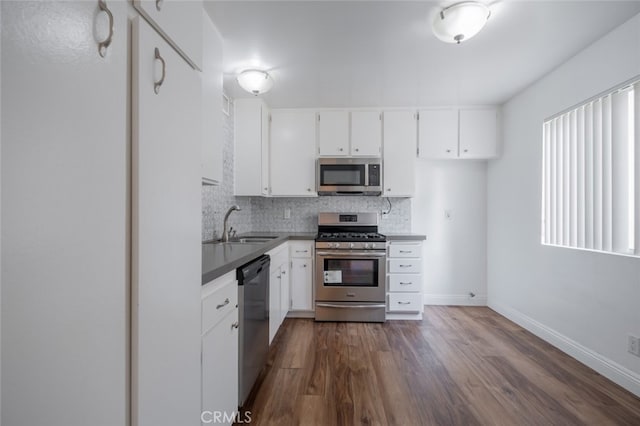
[398, 301, 411, 305]
[399, 265, 412, 268]
[399, 250, 412, 253]
[399, 282, 413, 285]
[216, 298, 230, 310]
[231, 321, 239, 329]
[296, 250, 308, 253]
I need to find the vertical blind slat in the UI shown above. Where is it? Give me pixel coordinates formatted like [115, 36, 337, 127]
[551, 119, 558, 245]
[557, 117, 564, 245]
[593, 99, 603, 251]
[585, 102, 594, 250]
[577, 106, 586, 248]
[570, 110, 578, 247]
[634, 84, 639, 255]
[602, 95, 613, 252]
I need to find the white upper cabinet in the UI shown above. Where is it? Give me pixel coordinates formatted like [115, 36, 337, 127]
[235, 98, 269, 196]
[133, 0, 203, 70]
[270, 110, 318, 196]
[201, 12, 223, 185]
[318, 110, 382, 156]
[351, 111, 382, 156]
[132, 17, 202, 426]
[318, 111, 349, 155]
[459, 108, 498, 159]
[383, 111, 416, 197]
[418, 107, 498, 159]
[418, 108, 458, 159]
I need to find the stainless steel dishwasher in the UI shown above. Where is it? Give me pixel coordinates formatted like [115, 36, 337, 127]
[237, 254, 270, 408]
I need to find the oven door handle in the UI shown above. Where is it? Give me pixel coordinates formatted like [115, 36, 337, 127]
[316, 251, 386, 257]
[316, 303, 387, 309]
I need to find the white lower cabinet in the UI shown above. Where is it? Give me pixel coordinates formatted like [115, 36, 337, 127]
[386, 241, 424, 320]
[267, 243, 290, 344]
[201, 271, 239, 426]
[289, 241, 315, 313]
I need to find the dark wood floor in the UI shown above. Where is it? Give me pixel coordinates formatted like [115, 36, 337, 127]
[240, 307, 640, 425]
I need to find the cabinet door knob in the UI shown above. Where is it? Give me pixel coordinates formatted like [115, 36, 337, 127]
[156, 0, 164, 11]
[97, 0, 114, 58]
[264, 187, 268, 191]
[303, 264, 307, 268]
[446, 149, 451, 153]
[354, 148, 359, 152]
[386, 188, 391, 191]
[339, 148, 344, 152]
[231, 321, 239, 329]
[463, 149, 469, 153]
[281, 270, 286, 275]
[216, 298, 230, 310]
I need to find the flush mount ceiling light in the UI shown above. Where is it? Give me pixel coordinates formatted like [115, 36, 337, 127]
[236, 69, 274, 95]
[432, 1, 491, 44]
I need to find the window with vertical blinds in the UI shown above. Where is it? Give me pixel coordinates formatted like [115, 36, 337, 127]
[541, 79, 640, 257]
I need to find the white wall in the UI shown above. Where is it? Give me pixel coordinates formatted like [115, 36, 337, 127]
[413, 159, 487, 305]
[488, 13, 640, 396]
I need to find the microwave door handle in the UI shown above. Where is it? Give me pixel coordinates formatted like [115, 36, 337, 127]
[316, 251, 386, 257]
[364, 163, 369, 186]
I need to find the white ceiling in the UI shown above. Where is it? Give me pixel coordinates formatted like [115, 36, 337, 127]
[204, 1, 640, 108]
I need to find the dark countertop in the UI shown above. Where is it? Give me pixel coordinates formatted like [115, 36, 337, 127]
[202, 232, 317, 285]
[385, 233, 426, 241]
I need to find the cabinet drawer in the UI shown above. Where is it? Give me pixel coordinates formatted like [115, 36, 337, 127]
[387, 293, 422, 313]
[388, 274, 422, 292]
[388, 259, 422, 274]
[388, 243, 421, 258]
[202, 275, 238, 333]
[290, 241, 313, 258]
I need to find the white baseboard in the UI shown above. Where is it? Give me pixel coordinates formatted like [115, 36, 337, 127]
[489, 302, 640, 398]
[424, 293, 487, 306]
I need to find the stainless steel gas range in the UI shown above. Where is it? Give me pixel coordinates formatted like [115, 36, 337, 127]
[314, 212, 386, 322]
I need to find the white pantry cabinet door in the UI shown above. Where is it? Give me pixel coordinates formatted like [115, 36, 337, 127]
[383, 111, 416, 197]
[269, 267, 282, 344]
[318, 110, 349, 155]
[459, 108, 498, 159]
[133, 0, 203, 70]
[132, 17, 202, 426]
[201, 12, 223, 184]
[351, 111, 382, 156]
[418, 108, 458, 159]
[270, 110, 318, 196]
[1, 1, 128, 425]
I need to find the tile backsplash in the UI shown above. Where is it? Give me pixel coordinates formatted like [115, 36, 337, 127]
[202, 99, 411, 241]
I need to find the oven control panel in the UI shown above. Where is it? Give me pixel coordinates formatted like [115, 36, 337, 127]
[315, 241, 386, 250]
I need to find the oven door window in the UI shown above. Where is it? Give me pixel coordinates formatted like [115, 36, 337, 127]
[320, 165, 365, 186]
[323, 258, 378, 286]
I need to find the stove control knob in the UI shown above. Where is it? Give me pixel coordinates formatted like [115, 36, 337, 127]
[350, 243, 355, 248]
[334, 243, 340, 248]
[364, 243, 371, 249]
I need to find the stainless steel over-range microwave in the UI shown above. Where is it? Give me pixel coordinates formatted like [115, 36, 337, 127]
[317, 157, 382, 196]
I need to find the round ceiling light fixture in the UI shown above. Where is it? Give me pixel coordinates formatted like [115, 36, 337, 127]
[236, 69, 274, 96]
[432, 1, 491, 44]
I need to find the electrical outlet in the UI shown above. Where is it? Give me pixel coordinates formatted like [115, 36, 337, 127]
[628, 335, 640, 357]
[284, 208, 291, 219]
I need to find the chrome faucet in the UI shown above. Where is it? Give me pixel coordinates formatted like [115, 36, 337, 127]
[221, 205, 241, 242]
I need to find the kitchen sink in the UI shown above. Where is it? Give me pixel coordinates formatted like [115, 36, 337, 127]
[204, 236, 279, 245]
